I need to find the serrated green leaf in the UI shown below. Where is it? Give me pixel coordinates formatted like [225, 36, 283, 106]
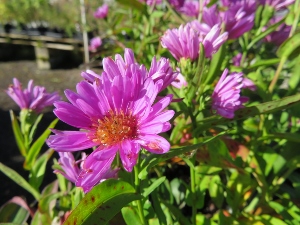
[24, 118, 58, 170]
[0, 163, 40, 200]
[64, 179, 141, 225]
[9, 110, 26, 157]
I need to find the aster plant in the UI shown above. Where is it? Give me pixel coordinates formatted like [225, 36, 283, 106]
[1, 0, 300, 225]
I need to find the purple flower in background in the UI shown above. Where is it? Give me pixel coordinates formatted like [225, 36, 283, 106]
[47, 49, 175, 172]
[259, 0, 295, 10]
[94, 4, 109, 19]
[148, 57, 179, 91]
[161, 24, 200, 61]
[89, 37, 102, 52]
[6, 78, 61, 113]
[232, 53, 242, 66]
[264, 17, 291, 46]
[201, 1, 255, 39]
[211, 69, 255, 118]
[55, 152, 118, 193]
[178, 0, 199, 18]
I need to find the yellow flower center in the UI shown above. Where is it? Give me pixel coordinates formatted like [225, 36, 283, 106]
[92, 110, 138, 146]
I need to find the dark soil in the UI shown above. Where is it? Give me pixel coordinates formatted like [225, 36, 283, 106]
[0, 60, 102, 206]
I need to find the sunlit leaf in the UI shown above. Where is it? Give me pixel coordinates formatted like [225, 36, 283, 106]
[64, 179, 141, 225]
[24, 118, 58, 170]
[0, 163, 40, 200]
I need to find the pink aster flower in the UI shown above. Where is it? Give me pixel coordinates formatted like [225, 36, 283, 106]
[178, 0, 199, 18]
[189, 21, 228, 58]
[89, 37, 102, 52]
[169, 0, 185, 10]
[202, 1, 255, 39]
[6, 78, 61, 113]
[160, 24, 200, 62]
[47, 49, 175, 172]
[55, 152, 118, 193]
[93, 4, 109, 19]
[211, 69, 255, 119]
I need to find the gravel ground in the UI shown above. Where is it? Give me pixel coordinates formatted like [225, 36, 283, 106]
[0, 60, 102, 206]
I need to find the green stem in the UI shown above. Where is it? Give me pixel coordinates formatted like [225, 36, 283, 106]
[134, 158, 148, 225]
[190, 138, 197, 225]
[289, 0, 300, 38]
[268, 57, 286, 94]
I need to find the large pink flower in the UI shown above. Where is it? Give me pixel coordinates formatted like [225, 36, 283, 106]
[47, 49, 175, 172]
[211, 69, 255, 119]
[6, 78, 61, 113]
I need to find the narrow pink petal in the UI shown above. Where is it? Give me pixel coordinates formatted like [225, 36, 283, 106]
[119, 140, 140, 172]
[138, 134, 170, 154]
[47, 130, 96, 151]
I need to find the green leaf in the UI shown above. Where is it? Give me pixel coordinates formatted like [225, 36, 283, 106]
[115, 0, 146, 12]
[0, 163, 40, 200]
[247, 17, 284, 50]
[38, 181, 60, 215]
[9, 110, 26, 157]
[161, 201, 192, 225]
[121, 207, 142, 225]
[204, 43, 226, 85]
[28, 114, 43, 146]
[195, 93, 300, 133]
[138, 133, 227, 180]
[64, 179, 142, 225]
[24, 118, 58, 170]
[142, 177, 166, 198]
[247, 58, 280, 69]
[150, 190, 167, 225]
[277, 33, 300, 58]
[29, 149, 54, 190]
[0, 197, 30, 224]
